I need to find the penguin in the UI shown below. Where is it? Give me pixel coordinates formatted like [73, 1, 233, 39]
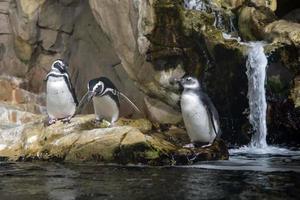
[45, 59, 78, 125]
[78, 77, 140, 125]
[174, 76, 222, 147]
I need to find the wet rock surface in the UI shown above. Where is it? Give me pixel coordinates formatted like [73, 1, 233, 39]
[0, 115, 229, 165]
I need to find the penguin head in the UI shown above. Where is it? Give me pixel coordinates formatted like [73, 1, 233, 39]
[178, 76, 200, 90]
[88, 79, 105, 95]
[77, 79, 105, 112]
[51, 59, 68, 73]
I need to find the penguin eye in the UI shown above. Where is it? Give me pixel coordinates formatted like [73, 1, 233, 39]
[95, 83, 104, 94]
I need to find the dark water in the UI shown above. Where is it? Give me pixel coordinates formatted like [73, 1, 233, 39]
[1, 148, 300, 200]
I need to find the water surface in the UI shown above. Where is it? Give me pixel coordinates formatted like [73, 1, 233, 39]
[0, 147, 299, 200]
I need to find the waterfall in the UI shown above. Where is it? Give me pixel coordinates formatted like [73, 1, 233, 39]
[184, 1, 270, 150]
[184, 0, 208, 11]
[246, 42, 268, 148]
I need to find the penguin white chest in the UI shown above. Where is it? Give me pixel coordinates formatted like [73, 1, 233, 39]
[181, 92, 213, 143]
[92, 95, 119, 123]
[46, 76, 76, 119]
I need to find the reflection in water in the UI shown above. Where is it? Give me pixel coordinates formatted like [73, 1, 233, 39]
[45, 164, 78, 200]
[0, 156, 300, 200]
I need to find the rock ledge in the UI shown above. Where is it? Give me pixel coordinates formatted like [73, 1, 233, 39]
[0, 115, 229, 166]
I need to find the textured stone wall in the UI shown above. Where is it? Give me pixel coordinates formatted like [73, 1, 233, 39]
[0, 0, 147, 117]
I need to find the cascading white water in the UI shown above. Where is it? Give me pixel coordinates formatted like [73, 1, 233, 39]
[184, 0, 300, 156]
[246, 42, 268, 148]
[184, 0, 208, 11]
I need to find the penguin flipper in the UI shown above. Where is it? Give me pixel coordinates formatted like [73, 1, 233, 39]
[200, 93, 222, 138]
[63, 74, 78, 106]
[119, 92, 141, 113]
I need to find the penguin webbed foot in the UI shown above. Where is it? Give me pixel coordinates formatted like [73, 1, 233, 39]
[183, 143, 195, 148]
[45, 118, 57, 126]
[194, 142, 212, 148]
[183, 142, 211, 148]
[93, 118, 102, 127]
[93, 118, 111, 128]
[61, 116, 72, 124]
[200, 143, 213, 148]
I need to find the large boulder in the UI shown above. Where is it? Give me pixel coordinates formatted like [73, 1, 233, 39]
[0, 75, 44, 106]
[88, 0, 182, 110]
[0, 76, 45, 129]
[250, 0, 277, 11]
[220, 0, 277, 11]
[264, 20, 300, 47]
[0, 115, 229, 165]
[0, 102, 43, 128]
[238, 6, 276, 41]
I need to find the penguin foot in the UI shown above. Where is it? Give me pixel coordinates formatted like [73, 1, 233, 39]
[93, 119, 111, 128]
[47, 118, 57, 126]
[184, 142, 212, 148]
[183, 143, 195, 148]
[93, 119, 100, 125]
[61, 116, 72, 124]
[200, 143, 213, 148]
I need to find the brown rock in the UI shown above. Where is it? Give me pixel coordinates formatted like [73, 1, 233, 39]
[9, 0, 39, 44]
[13, 36, 33, 62]
[0, 35, 29, 77]
[39, 28, 58, 50]
[0, 102, 43, 126]
[0, 1, 10, 14]
[0, 76, 45, 106]
[145, 96, 182, 124]
[250, 0, 277, 11]
[38, 1, 75, 33]
[0, 14, 10, 34]
[264, 20, 300, 47]
[19, 0, 46, 18]
[222, 0, 245, 9]
[238, 6, 276, 41]
[0, 115, 229, 165]
[291, 76, 300, 108]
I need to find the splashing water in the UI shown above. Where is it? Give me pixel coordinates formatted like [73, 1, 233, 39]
[185, 0, 238, 35]
[184, 0, 208, 11]
[246, 42, 268, 148]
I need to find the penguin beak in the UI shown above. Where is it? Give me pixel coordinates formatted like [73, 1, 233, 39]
[170, 77, 182, 85]
[76, 91, 95, 114]
[87, 91, 95, 102]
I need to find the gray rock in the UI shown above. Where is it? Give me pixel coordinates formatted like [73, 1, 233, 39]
[38, 1, 76, 33]
[145, 96, 182, 124]
[0, 14, 10, 34]
[39, 28, 58, 50]
[0, 1, 10, 14]
[0, 115, 229, 165]
[0, 35, 28, 77]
